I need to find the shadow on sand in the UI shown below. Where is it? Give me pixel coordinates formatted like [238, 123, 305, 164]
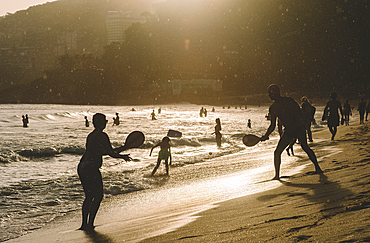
[83, 230, 114, 243]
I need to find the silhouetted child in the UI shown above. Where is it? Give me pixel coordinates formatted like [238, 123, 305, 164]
[247, 119, 251, 128]
[149, 137, 172, 176]
[286, 138, 296, 156]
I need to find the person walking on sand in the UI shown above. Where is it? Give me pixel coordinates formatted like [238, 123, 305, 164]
[150, 136, 172, 176]
[77, 113, 131, 231]
[358, 98, 366, 124]
[322, 93, 343, 140]
[260, 84, 323, 180]
[214, 118, 222, 147]
[301, 96, 315, 142]
[343, 100, 352, 126]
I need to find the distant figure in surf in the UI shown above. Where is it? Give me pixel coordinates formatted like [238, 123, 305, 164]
[158, 108, 161, 114]
[204, 108, 208, 117]
[113, 113, 120, 126]
[358, 98, 366, 124]
[22, 115, 28, 127]
[84, 116, 90, 127]
[343, 100, 351, 126]
[77, 113, 131, 231]
[25, 114, 29, 125]
[247, 119, 251, 129]
[199, 107, 204, 117]
[150, 136, 172, 176]
[214, 118, 222, 147]
[151, 110, 157, 120]
[260, 84, 323, 180]
[323, 93, 343, 140]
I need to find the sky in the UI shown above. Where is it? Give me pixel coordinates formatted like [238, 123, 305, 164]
[0, 0, 57, 17]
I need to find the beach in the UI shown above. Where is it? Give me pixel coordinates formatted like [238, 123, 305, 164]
[5, 118, 370, 242]
[145, 123, 370, 242]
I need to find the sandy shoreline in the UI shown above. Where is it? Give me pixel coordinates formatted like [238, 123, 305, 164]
[6, 121, 370, 242]
[144, 123, 370, 242]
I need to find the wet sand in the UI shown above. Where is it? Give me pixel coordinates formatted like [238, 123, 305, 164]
[145, 123, 370, 242]
[6, 122, 370, 242]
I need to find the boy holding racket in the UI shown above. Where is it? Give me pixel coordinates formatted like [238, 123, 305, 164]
[260, 85, 323, 180]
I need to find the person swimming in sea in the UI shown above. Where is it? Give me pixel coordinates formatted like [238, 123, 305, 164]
[113, 113, 120, 126]
[149, 136, 172, 176]
[84, 116, 89, 127]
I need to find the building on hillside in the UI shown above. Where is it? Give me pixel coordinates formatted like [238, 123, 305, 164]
[169, 79, 223, 96]
[56, 31, 78, 56]
[106, 11, 145, 44]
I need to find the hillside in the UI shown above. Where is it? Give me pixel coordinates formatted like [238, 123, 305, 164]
[0, 0, 369, 105]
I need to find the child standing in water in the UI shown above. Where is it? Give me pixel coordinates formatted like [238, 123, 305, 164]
[149, 136, 172, 176]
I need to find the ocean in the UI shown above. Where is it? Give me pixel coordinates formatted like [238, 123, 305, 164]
[0, 103, 328, 242]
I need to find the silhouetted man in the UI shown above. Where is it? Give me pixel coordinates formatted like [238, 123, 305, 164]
[260, 84, 323, 180]
[78, 113, 131, 231]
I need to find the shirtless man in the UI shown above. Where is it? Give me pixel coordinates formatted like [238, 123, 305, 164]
[78, 113, 131, 230]
[260, 84, 323, 180]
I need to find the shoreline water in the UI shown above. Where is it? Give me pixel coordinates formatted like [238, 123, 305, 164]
[2, 104, 365, 242]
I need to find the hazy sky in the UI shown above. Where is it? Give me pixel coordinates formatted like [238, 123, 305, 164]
[0, 0, 57, 17]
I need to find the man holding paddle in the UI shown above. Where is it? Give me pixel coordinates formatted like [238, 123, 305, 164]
[77, 113, 132, 231]
[260, 84, 323, 180]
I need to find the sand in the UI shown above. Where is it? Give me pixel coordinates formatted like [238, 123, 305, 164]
[144, 123, 370, 242]
[6, 121, 370, 242]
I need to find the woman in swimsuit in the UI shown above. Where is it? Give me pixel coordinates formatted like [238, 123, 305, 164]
[149, 136, 172, 176]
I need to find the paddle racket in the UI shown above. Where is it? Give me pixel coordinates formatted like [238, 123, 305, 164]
[242, 134, 268, 147]
[167, 129, 182, 138]
[118, 131, 145, 152]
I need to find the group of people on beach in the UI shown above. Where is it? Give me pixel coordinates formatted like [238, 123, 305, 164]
[322, 94, 370, 140]
[76, 84, 370, 232]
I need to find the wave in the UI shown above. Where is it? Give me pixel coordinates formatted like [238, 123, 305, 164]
[0, 145, 86, 162]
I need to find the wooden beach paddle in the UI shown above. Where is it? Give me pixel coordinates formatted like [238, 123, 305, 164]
[242, 134, 268, 147]
[117, 131, 145, 152]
